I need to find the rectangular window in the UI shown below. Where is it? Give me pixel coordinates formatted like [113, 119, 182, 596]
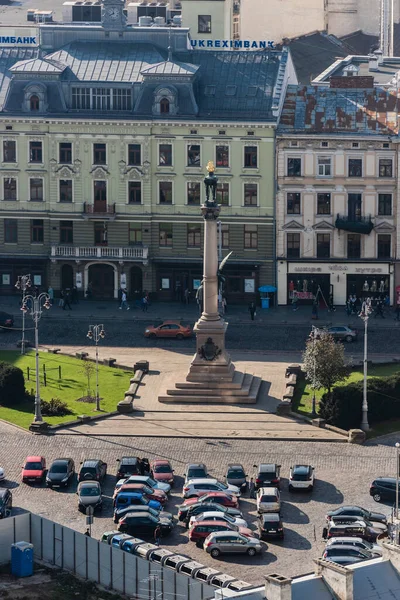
[94, 222, 107, 245]
[287, 192, 301, 214]
[128, 144, 141, 166]
[317, 193, 331, 215]
[72, 5, 101, 21]
[30, 178, 43, 202]
[287, 158, 301, 176]
[92, 88, 111, 111]
[59, 142, 72, 164]
[187, 144, 201, 166]
[287, 233, 300, 258]
[187, 224, 201, 247]
[3, 178, 16, 201]
[244, 146, 257, 168]
[59, 180, 73, 203]
[317, 156, 331, 177]
[378, 193, 392, 216]
[159, 223, 173, 247]
[347, 234, 361, 259]
[112, 88, 132, 111]
[187, 182, 201, 205]
[216, 183, 229, 206]
[128, 181, 142, 204]
[378, 234, 391, 259]
[244, 183, 257, 206]
[348, 193, 362, 220]
[93, 143, 106, 165]
[60, 220, 73, 244]
[128, 223, 142, 245]
[159, 181, 172, 204]
[31, 219, 44, 243]
[317, 233, 330, 258]
[348, 158, 362, 177]
[221, 224, 229, 248]
[159, 144, 172, 166]
[29, 141, 42, 163]
[71, 87, 90, 109]
[4, 218, 17, 243]
[216, 145, 229, 168]
[198, 14, 211, 33]
[244, 224, 258, 249]
[379, 158, 393, 177]
[3, 140, 16, 162]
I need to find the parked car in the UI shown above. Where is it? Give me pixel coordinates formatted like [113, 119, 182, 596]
[178, 501, 243, 524]
[0, 311, 14, 329]
[225, 464, 248, 492]
[204, 532, 262, 558]
[0, 466, 5, 482]
[324, 521, 382, 543]
[113, 492, 162, 521]
[77, 481, 102, 512]
[150, 459, 174, 485]
[183, 478, 240, 499]
[256, 487, 281, 513]
[0, 489, 12, 518]
[257, 513, 284, 540]
[370, 477, 399, 503]
[116, 457, 149, 480]
[327, 514, 387, 533]
[189, 520, 253, 545]
[144, 321, 192, 339]
[253, 464, 281, 490]
[114, 483, 167, 505]
[114, 505, 174, 524]
[325, 555, 368, 566]
[78, 459, 107, 483]
[325, 326, 357, 343]
[119, 475, 171, 494]
[183, 492, 239, 509]
[46, 458, 75, 488]
[288, 465, 314, 492]
[101, 531, 120, 544]
[326, 506, 387, 525]
[118, 511, 173, 536]
[22, 456, 46, 483]
[189, 511, 248, 529]
[323, 545, 373, 563]
[184, 463, 209, 485]
[325, 537, 382, 557]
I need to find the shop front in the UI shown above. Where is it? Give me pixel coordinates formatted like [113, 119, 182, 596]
[0, 258, 48, 296]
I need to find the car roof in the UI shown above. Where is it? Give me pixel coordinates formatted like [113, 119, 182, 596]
[259, 487, 279, 493]
[293, 465, 311, 473]
[201, 491, 229, 497]
[81, 460, 101, 467]
[152, 459, 171, 465]
[0, 489, 9, 497]
[194, 520, 227, 526]
[374, 477, 396, 483]
[78, 481, 100, 489]
[206, 531, 243, 539]
[260, 513, 280, 521]
[116, 492, 145, 498]
[120, 457, 140, 464]
[227, 464, 244, 469]
[186, 463, 207, 469]
[328, 537, 366, 544]
[52, 458, 71, 464]
[25, 456, 43, 461]
[258, 464, 277, 472]
[187, 478, 217, 484]
[123, 512, 154, 519]
[329, 521, 366, 529]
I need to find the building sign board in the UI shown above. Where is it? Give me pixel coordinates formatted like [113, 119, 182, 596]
[0, 27, 38, 46]
[190, 39, 275, 49]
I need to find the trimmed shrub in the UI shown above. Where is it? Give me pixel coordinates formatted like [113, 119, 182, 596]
[0, 361, 25, 406]
[41, 397, 72, 417]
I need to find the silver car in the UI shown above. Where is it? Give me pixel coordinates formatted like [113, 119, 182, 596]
[326, 536, 382, 557]
[77, 481, 102, 512]
[183, 478, 240, 499]
[204, 531, 262, 558]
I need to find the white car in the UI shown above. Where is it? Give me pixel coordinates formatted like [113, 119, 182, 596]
[183, 478, 241, 499]
[0, 467, 4, 482]
[326, 537, 382, 557]
[288, 465, 315, 491]
[257, 487, 281, 513]
[189, 510, 248, 529]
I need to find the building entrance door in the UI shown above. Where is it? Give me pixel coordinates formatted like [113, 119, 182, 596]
[88, 264, 114, 299]
[61, 264, 74, 291]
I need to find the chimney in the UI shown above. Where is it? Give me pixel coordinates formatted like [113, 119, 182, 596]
[380, 0, 394, 56]
[375, 49, 384, 65]
[315, 559, 354, 600]
[265, 574, 292, 600]
[369, 53, 379, 71]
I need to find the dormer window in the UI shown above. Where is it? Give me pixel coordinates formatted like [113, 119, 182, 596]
[153, 86, 177, 116]
[30, 95, 40, 111]
[160, 98, 170, 114]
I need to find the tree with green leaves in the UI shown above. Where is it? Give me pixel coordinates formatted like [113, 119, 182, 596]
[80, 360, 95, 399]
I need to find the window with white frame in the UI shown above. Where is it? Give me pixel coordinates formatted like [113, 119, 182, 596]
[317, 156, 332, 177]
[71, 87, 131, 110]
[3, 178, 17, 201]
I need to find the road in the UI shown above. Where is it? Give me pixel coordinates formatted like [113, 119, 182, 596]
[0, 420, 397, 585]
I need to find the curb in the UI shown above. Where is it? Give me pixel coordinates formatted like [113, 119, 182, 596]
[50, 431, 348, 442]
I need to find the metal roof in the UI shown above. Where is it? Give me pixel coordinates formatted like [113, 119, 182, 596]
[0, 47, 38, 109]
[141, 59, 199, 76]
[351, 559, 400, 600]
[10, 58, 66, 74]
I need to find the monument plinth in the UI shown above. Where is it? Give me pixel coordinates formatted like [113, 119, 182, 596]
[159, 162, 261, 404]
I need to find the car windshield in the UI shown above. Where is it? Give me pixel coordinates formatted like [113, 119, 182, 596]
[81, 466, 96, 474]
[120, 465, 138, 473]
[259, 472, 276, 480]
[263, 514, 279, 523]
[188, 468, 206, 478]
[80, 487, 99, 496]
[261, 495, 277, 503]
[0, 498, 4, 507]
[292, 472, 310, 481]
[154, 465, 171, 474]
[25, 462, 42, 470]
[227, 469, 244, 479]
[50, 464, 67, 474]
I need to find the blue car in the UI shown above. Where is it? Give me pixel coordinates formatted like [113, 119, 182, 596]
[114, 492, 162, 521]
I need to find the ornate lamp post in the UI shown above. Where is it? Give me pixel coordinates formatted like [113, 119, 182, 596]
[358, 298, 373, 431]
[87, 324, 105, 411]
[21, 292, 51, 424]
[15, 274, 31, 355]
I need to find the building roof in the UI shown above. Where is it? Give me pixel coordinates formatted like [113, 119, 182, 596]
[351, 559, 400, 600]
[0, 47, 38, 109]
[341, 24, 400, 57]
[140, 59, 199, 76]
[279, 84, 400, 135]
[10, 57, 67, 74]
[291, 574, 334, 600]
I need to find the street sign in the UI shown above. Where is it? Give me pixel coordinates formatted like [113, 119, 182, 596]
[86, 506, 94, 516]
[86, 516, 93, 525]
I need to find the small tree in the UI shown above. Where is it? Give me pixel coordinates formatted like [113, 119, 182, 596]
[303, 333, 350, 405]
[80, 360, 95, 398]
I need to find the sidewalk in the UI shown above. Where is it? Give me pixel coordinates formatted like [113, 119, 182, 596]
[1, 294, 400, 328]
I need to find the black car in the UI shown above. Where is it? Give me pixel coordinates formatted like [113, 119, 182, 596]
[118, 511, 173, 536]
[114, 505, 173, 524]
[370, 478, 399, 503]
[326, 505, 387, 524]
[78, 459, 107, 483]
[46, 458, 75, 488]
[177, 501, 242, 523]
[116, 457, 149, 480]
[0, 311, 14, 330]
[253, 463, 281, 490]
[257, 513, 284, 540]
[0, 489, 12, 518]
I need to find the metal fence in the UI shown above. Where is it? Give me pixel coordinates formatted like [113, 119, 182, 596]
[0, 513, 215, 600]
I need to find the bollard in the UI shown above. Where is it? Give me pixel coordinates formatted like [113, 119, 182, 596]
[27, 367, 30, 381]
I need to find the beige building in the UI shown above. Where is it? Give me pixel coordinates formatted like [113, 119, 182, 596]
[181, 0, 241, 48]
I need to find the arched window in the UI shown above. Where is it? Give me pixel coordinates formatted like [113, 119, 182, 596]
[30, 95, 40, 111]
[160, 97, 170, 114]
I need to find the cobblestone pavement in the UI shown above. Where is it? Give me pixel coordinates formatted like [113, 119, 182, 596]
[0, 420, 397, 585]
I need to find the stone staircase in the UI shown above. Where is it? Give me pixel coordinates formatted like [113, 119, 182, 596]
[159, 372, 262, 404]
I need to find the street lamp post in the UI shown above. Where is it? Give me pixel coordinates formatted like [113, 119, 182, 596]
[87, 324, 105, 411]
[15, 274, 31, 355]
[21, 292, 51, 423]
[358, 298, 373, 432]
[309, 325, 318, 417]
[396, 443, 400, 544]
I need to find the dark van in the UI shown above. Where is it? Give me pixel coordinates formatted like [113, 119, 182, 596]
[324, 521, 380, 543]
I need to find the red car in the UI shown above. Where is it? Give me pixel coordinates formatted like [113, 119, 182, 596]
[144, 321, 192, 339]
[189, 520, 253, 544]
[22, 456, 46, 484]
[150, 459, 174, 486]
[183, 492, 239, 509]
[113, 483, 167, 505]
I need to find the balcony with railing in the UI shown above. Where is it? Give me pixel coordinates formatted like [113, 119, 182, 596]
[335, 214, 374, 235]
[51, 245, 148, 261]
[83, 202, 116, 219]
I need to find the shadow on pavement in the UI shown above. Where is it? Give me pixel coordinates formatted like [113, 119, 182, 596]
[281, 502, 309, 525]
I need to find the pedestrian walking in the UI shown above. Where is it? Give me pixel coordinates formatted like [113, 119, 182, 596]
[63, 289, 72, 310]
[72, 285, 79, 304]
[58, 289, 65, 308]
[221, 296, 227, 315]
[184, 288, 190, 305]
[374, 299, 385, 319]
[119, 289, 129, 310]
[249, 477, 256, 499]
[311, 300, 318, 320]
[84, 528, 91, 537]
[395, 304, 400, 321]
[142, 295, 148, 312]
[47, 286, 54, 305]
[248, 301, 256, 321]
[154, 525, 161, 546]
[291, 295, 298, 312]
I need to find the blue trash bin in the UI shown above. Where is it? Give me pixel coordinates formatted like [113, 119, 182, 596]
[11, 541, 33, 577]
[261, 298, 270, 310]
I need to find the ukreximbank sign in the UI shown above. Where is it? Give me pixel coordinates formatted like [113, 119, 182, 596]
[190, 39, 275, 49]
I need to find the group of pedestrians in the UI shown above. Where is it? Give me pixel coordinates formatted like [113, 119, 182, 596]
[117, 288, 150, 312]
[57, 287, 79, 310]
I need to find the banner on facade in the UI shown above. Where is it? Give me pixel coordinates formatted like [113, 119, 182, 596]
[76, 272, 82, 289]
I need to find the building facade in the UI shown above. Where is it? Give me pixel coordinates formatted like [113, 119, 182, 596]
[276, 83, 399, 306]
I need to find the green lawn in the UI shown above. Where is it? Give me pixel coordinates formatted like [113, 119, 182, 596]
[0, 350, 130, 429]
